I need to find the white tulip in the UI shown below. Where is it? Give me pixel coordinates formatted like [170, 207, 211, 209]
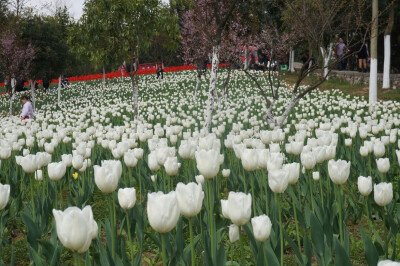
[227, 192, 252, 226]
[328, 159, 350, 185]
[268, 169, 289, 193]
[357, 176, 372, 196]
[48, 162, 67, 181]
[0, 183, 10, 210]
[53, 206, 98, 253]
[94, 160, 122, 193]
[118, 187, 137, 210]
[195, 149, 220, 179]
[376, 158, 390, 174]
[229, 224, 239, 243]
[176, 182, 204, 218]
[251, 215, 272, 242]
[147, 191, 180, 233]
[374, 182, 393, 207]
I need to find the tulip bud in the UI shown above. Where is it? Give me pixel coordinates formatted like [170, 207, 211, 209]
[268, 169, 289, 193]
[176, 182, 204, 218]
[301, 151, 316, 170]
[360, 146, 369, 157]
[396, 150, 400, 165]
[19, 154, 37, 173]
[377, 260, 400, 266]
[124, 150, 138, 168]
[195, 149, 220, 179]
[72, 155, 84, 170]
[312, 172, 320, 181]
[374, 182, 393, 207]
[35, 170, 43, 181]
[147, 191, 180, 233]
[376, 158, 390, 174]
[222, 169, 231, 178]
[328, 159, 350, 185]
[48, 162, 67, 181]
[53, 206, 98, 253]
[282, 163, 299, 184]
[251, 214, 272, 242]
[62, 154, 73, 167]
[164, 156, 181, 176]
[0, 183, 10, 210]
[118, 187, 136, 210]
[241, 149, 259, 171]
[0, 146, 11, 159]
[345, 139, 352, 147]
[226, 192, 252, 226]
[374, 141, 385, 158]
[195, 175, 204, 185]
[221, 199, 230, 219]
[229, 224, 239, 243]
[94, 160, 122, 193]
[357, 176, 372, 196]
[151, 175, 157, 182]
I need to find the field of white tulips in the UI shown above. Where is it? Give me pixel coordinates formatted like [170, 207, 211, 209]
[0, 69, 400, 265]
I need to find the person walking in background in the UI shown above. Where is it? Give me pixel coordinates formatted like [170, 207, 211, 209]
[42, 75, 50, 93]
[156, 65, 164, 79]
[20, 95, 34, 120]
[4, 75, 11, 94]
[335, 38, 347, 70]
[356, 43, 369, 73]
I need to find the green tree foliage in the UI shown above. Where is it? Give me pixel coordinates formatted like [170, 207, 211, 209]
[19, 11, 69, 79]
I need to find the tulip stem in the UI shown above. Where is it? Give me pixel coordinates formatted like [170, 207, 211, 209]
[319, 178, 324, 210]
[275, 193, 284, 266]
[206, 180, 216, 263]
[242, 167, 247, 193]
[308, 171, 315, 212]
[126, 210, 135, 264]
[73, 252, 81, 266]
[161, 233, 167, 266]
[110, 194, 116, 258]
[291, 187, 301, 250]
[250, 174, 256, 216]
[189, 218, 195, 266]
[337, 185, 344, 245]
[263, 241, 268, 266]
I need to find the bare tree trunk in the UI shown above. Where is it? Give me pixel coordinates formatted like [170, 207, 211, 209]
[130, 73, 138, 117]
[289, 47, 295, 73]
[9, 78, 16, 117]
[383, 8, 394, 89]
[58, 75, 61, 105]
[218, 66, 232, 110]
[369, 0, 378, 103]
[29, 80, 36, 111]
[204, 45, 220, 131]
[320, 43, 333, 80]
[244, 46, 248, 69]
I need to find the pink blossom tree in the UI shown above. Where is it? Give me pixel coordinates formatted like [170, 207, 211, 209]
[181, 0, 248, 131]
[0, 29, 36, 116]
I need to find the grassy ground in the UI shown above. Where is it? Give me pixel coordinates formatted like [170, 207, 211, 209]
[282, 72, 400, 102]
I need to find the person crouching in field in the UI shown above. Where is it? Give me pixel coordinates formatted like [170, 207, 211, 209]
[20, 95, 34, 120]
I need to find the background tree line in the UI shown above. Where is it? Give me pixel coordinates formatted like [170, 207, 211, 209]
[0, 0, 399, 84]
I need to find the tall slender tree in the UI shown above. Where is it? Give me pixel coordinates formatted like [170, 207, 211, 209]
[369, 0, 379, 103]
[383, 4, 394, 89]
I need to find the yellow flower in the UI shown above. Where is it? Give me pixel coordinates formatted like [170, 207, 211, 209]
[73, 172, 78, 180]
